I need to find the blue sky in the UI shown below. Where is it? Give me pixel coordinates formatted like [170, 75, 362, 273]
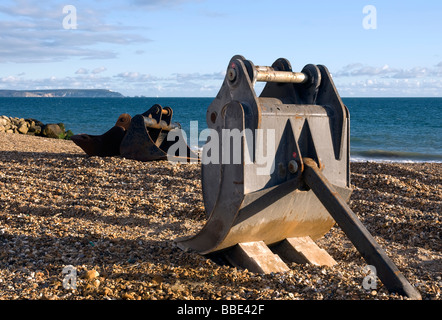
[0, 0, 441, 97]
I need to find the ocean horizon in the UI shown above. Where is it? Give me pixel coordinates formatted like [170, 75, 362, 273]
[1, 97, 441, 163]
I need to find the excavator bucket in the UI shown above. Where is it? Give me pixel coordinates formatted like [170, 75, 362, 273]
[72, 104, 198, 162]
[176, 55, 421, 299]
[71, 113, 131, 157]
[120, 104, 198, 162]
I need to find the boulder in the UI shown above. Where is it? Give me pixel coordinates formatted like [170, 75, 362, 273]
[26, 118, 44, 127]
[18, 123, 29, 134]
[0, 117, 8, 127]
[11, 118, 23, 127]
[28, 125, 42, 135]
[42, 124, 65, 139]
[1, 116, 72, 139]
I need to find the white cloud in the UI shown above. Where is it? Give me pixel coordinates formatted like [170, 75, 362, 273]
[0, 75, 20, 83]
[335, 77, 442, 97]
[129, 0, 201, 9]
[0, 72, 114, 91]
[3, 61, 440, 97]
[391, 67, 431, 79]
[114, 70, 224, 84]
[111, 70, 225, 96]
[0, 67, 226, 96]
[172, 71, 225, 83]
[92, 67, 107, 74]
[114, 72, 158, 82]
[334, 64, 399, 77]
[334, 63, 442, 79]
[0, 0, 150, 63]
[75, 68, 89, 75]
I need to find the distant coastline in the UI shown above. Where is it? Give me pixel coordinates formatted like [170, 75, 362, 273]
[0, 89, 124, 98]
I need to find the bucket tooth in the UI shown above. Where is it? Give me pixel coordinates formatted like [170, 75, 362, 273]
[120, 104, 198, 162]
[120, 114, 168, 161]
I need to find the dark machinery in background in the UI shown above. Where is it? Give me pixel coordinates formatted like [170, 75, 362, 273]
[71, 104, 198, 162]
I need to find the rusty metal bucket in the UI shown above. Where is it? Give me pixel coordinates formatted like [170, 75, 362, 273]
[71, 113, 131, 157]
[176, 55, 421, 299]
[72, 104, 198, 162]
[120, 104, 198, 162]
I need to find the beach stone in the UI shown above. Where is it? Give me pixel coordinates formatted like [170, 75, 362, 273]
[26, 119, 44, 127]
[0, 116, 72, 139]
[84, 270, 99, 280]
[92, 279, 101, 288]
[28, 125, 41, 135]
[11, 118, 22, 126]
[0, 118, 8, 127]
[42, 124, 64, 139]
[18, 124, 29, 134]
[103, 287, 113, 296]
[57, 123, 66, 132]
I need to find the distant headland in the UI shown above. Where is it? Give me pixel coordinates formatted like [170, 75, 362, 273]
[0, 89, 124, 98]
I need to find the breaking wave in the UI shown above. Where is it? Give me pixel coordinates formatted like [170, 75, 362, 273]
[351, 149, 442, 163]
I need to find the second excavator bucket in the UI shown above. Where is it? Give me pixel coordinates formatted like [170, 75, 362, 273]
[120, 104, 198, 162]
[71, 113, 131, 157]
[72, 103, 198, 162]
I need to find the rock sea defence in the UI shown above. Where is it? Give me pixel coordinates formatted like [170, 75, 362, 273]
[0, 115, 73, 140]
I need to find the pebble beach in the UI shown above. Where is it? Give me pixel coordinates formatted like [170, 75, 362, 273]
[0, 132, 440, 301]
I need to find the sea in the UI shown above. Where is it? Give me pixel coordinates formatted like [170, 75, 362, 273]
[0, 97, 441, 163]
